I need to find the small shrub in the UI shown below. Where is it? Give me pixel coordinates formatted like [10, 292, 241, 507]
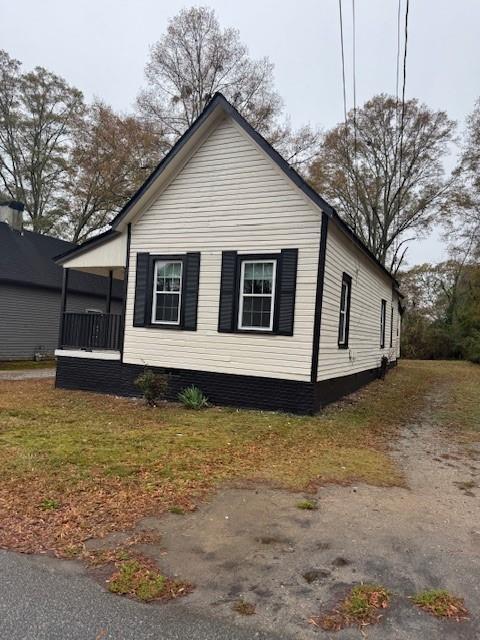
[178, 385, 208, 409]
[39, 498, 60, 511]
[134, 369, 169, 406]
[411, 589, 469, 621]
[297, 499, 317, 510]
[232, 599, 256, 615]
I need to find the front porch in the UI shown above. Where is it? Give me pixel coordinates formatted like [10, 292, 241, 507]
[55, 230, 127, 359]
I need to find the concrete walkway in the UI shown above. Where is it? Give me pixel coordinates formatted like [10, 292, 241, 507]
[0, 368, 56, 380]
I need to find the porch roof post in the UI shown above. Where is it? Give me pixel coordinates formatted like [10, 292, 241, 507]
[58, 267, 69, 349]
[106, 269, 113, 314]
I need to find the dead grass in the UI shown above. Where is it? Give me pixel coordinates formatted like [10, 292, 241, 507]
[430, 360, 480, 443]
[411, 589, 469, 621]
[0, 360, 470, 557]
[310, 583, 390, 631]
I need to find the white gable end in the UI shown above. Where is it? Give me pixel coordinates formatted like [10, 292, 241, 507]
[123, 115, 322, 381]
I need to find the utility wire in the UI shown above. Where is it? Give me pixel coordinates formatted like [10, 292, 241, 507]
[351, 0, 359, 230]
[395, 0, 402, 108]
[395, 0, 410, 267]
[338, 0, 348, 124]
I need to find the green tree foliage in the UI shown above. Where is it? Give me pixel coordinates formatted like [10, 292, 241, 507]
[400, 261, 480, 363]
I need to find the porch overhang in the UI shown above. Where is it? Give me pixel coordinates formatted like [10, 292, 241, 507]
[56, 229, 127, 279]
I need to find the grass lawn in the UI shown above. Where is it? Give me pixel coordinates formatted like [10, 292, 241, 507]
[0, 360, 56, 370]
[0, 360, 478, 558]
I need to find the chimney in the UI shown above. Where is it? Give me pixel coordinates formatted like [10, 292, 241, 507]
[0, 200, 24, 231]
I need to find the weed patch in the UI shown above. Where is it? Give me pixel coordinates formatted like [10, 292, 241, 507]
[232, 599, 256, 615]
[310, 584, 390, 631]
[297, 499, 317, 510]
[107, 559, 191, 602]
[411, 589, 469, 621]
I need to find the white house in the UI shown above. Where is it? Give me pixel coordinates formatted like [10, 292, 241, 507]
[55, 93, 402, 414]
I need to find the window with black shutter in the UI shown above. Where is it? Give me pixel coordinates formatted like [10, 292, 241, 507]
[133, 252, 200, 330]
[390, 305, 394, 348]
[218, 249, 298, 336]
[338, 272, 352, 349]
[380, 299, 387, 348]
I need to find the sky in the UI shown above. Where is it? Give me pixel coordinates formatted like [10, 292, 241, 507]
[3, 0, 480, 266]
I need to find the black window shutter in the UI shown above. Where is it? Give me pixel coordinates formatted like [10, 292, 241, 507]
[218, 251, 238, 332]
[133, 252, 150, 327]
[276, 248, 298, 336]
[183, 252, 201, 331]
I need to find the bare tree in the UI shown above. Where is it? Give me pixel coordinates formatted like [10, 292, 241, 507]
[60, 102, 166, 243]
[308, 95, 456, 272]
[137, 6, 320, 171]
[0, 50, 84, 234]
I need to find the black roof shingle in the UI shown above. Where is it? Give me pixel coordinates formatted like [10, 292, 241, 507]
[0, 222, 122, 299]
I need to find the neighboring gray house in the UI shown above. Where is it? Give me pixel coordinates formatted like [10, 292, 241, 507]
[0, 201, 123, 361]
[54, 93, 402, 414]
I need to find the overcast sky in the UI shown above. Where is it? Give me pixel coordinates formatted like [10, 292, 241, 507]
[3, 0, 479, 266]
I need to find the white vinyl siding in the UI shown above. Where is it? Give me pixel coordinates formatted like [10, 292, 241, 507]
[123, 116, 321, 381]
[317, 224, 400, 382]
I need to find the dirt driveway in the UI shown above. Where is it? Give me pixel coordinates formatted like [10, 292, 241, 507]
[109, 388, 480, 639]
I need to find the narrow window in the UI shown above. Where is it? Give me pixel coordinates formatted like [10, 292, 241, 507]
[338, 273, 352, 348]
[238, 259, 276, 331]
[390, 305, 394, 347]
[152, 260, 183, 325]
[380, 299, 387, 348]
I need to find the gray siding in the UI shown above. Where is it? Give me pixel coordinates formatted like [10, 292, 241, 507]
[0, 283, 122, 361]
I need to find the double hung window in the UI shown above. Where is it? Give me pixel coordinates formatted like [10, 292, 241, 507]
[238, 260, 276, 331]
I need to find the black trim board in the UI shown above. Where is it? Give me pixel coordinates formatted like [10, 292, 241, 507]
[310, 213, 329, 382]
[56, 356, 397, 415]
[120, 224, 131, 359]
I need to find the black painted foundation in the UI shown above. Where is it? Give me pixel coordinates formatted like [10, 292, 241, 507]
[55, 356, 397, 415]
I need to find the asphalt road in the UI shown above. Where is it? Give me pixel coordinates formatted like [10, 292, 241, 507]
[0, 551, 279, 640]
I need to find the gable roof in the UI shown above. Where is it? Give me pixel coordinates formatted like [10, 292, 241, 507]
[58, 92, 398, 287]
[0, 222, 122, 298]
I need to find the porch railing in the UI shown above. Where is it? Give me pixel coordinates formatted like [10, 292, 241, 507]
[61, 313, 122, 351]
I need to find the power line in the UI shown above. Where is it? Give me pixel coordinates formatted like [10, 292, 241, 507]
[395, 0, 402, 107]
[397, 0, 410, 200]
[395, 0, 410, 266]
[351, 0, 359, 228]
[338, 0, 348, 124]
